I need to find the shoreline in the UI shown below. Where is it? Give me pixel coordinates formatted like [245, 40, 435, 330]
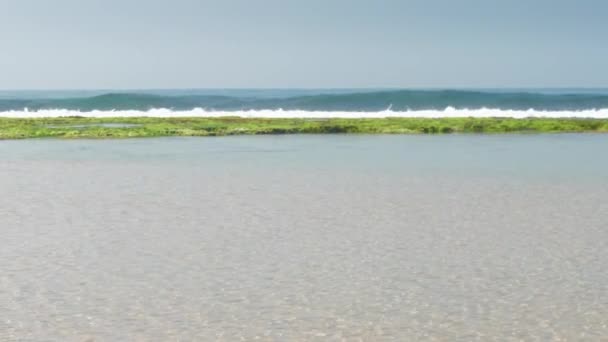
[1, 117, 608, 139]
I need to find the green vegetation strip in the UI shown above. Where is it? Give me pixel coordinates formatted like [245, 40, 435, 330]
[1, 117, 608, 139]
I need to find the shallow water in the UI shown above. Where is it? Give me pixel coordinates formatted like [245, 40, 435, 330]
[43, 123, 143, 129]
[1, 135, 607, 341]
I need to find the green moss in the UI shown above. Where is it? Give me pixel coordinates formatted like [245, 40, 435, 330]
[0, 116, 607, 139]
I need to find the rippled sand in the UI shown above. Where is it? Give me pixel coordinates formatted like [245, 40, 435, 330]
[1, 135, 607, 340]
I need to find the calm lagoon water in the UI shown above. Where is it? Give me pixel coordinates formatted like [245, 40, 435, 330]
[1, 135, 607, 340]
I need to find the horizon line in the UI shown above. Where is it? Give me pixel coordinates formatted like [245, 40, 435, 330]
[1, 86, 608, 92]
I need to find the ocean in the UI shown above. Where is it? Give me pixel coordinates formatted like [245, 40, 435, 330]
[2, 89, 608, 118]
[1, 135, 607, 340]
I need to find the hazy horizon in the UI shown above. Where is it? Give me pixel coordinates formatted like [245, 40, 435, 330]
[2, 0, 607, 89]
[2, 87, 608, 92]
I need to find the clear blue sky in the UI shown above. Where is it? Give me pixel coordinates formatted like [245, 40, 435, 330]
[1, 0, 606, 89]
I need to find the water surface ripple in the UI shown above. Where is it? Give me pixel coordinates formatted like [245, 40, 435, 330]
[1, 135, 607, 340]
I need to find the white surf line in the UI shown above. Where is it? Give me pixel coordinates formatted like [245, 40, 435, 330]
[2, 107, 608, 118]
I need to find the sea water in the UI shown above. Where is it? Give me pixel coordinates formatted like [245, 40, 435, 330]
[1, 135, 607, 340]
[2, 88, 608, 118]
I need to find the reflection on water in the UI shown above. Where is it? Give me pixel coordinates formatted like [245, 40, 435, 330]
[1, 135, 607, 340]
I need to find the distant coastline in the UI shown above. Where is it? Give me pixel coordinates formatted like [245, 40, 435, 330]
[2, 89, 608, 113]
[2, 89, 608, 139]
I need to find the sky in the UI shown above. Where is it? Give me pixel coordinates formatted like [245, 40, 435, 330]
[1, 0, 607, 89]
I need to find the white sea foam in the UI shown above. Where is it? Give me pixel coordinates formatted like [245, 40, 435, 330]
[2, 107, 608, 118]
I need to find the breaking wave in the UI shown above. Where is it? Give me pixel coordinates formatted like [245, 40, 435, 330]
[2, 90, 608, 117]
[2, 107, 608, 118]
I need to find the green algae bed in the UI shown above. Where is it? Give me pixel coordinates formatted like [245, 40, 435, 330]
[1, 117, 608, 139]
